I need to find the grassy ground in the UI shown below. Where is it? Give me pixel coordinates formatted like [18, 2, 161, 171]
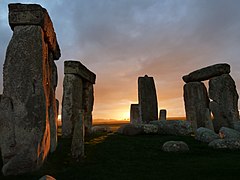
[1, 124, 240, 180]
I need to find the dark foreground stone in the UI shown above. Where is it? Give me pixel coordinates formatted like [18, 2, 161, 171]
[162, 141, 189, 152]
[209, 139, 240, 150]
[195, 127, 219, 143]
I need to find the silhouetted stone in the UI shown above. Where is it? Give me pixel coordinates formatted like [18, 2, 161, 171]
[138, 75, 158, 123]
[0, 3, 60, 175]
[209, 74, 239, 131]
[150, 120, 193, 136]
[209, 139, 240, 150]
[71, 111, 85, 160]
[182, 63, 230, 83]
[195, 127, 219, 143]
[219, 127, 240, 139]
[159, 109, 167, 120]
[162, 141, 189, 152]
[130, 104, 140, 124]
[62, 61, 96, 137]
[184, 82, 210, 132]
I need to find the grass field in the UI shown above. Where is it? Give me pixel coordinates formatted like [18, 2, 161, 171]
[1, 122, 240, 180]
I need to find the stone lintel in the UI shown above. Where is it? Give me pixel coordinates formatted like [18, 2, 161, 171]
[64, 61, 96, 84]
[8, 3, 61, 60]
[182, 63, 230, 83]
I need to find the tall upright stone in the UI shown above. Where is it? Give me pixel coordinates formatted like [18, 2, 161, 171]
[159, 109, 167, 121]
[209, 74, 239, 131]
[62, 74, 83, 137]
[71, 110, 85, 159]
[130, 104, 140, 124]
[138, 75, 158, 123]
[184, 82, 210, 132]
[0, 3, 60, 175]
[62, 61, 96, 137]
[83, 82, 94, 135]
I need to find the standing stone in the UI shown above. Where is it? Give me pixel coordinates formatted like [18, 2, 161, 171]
[49, 53, 58, 152]
[83, 82, 94, 135]
[62, 74, 83, 137]
[184, 82, 210, 132]
[182, 63, 230, 83]
[71, 110, 85, 159]
[130, 104, 141, 124]
[0, 4, 60, 175]
[62, 61, 96, 137]
[138, 75, 158, 123]
[209, 74, 239, 131]
[204, 108, 214, 131]
[159, 109, 167, 121]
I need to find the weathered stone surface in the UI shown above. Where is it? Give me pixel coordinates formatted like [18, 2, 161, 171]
[195, 127, 219, 143]
[1, 25, 52, 175]
[130, 104, 141, 124]
[83, 82, 94, 135]
[184, 82, 210, 132]
[150, 120, 193, 136]
[91, 125, 112, 133]
[182, 63, 230, 83]
[138, 75, 158, 123]
[204, 108, 214, 131]
[8, 3, 60, 59]
[219, 127, 240, 139]
[233, 121, 240, 132]
[159, 109, 167, 120]
[39, 175, 56, 180]
[117, 124, 143, 136]
[142, 124, 158, 134]
[0, 97, 15, 165]
[64, 61, 96, 84]
[209, 139, 240, 150]
[49, 95, 58, 153]
[162, 141, 189, 152]
[62, 60, 96, 138]
[209, 74, 239, 131]
[71, 111, 85, 159]
[62, 74, 83, 137]
[49, 54, 58, 153]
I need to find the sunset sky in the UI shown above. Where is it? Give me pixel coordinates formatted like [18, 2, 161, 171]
[1, 0, 240, 120]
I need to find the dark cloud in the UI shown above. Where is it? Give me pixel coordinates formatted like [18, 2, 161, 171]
[1, 0, 240, 118]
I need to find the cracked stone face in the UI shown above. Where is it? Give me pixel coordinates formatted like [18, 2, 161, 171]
[209, 74, 239, 131]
